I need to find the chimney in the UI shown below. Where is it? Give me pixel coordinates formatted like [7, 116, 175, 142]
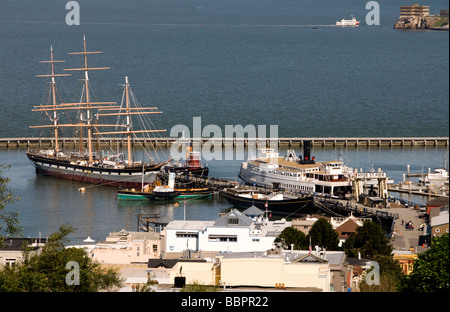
[300, 140, 315, 164]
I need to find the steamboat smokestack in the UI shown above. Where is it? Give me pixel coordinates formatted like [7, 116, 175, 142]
[300, 140, 315, 164]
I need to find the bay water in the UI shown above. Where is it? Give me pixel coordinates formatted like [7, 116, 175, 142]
[0, 0, 448, 243]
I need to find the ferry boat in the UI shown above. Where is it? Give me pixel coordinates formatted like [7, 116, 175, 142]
[238, 141, 354, 198]
[336, 16, 360, 26]
[26, 36, 170, 188]
[220, 188, 314, 217]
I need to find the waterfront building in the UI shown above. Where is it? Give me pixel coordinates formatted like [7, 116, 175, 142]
[162, 208, 290, 254]
[0, 238, 45, 267]
[426, 198, 449, 215]
[430, 206, 449, 237]
[393, 249, 418, 275]
[400, 4, 430, 17]
[90, 229, 161, 264]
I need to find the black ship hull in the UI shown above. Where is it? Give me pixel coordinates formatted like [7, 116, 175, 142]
[118, 187, 213, 200]
[26, 151, 165, 188]
[164, 165, 209, 178]
[220, 190, 315, 217]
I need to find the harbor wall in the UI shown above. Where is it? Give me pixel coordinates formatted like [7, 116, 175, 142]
[0, 137, 448, 150]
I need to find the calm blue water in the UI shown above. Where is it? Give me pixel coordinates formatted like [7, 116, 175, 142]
[0, 0, 448, 243]
[0, 0, 448, 138]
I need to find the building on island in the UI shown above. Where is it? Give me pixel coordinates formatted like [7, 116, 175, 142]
[441, 9, 449, 19]
[400, 4, 430, 17]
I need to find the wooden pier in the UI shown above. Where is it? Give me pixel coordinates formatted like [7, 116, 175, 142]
[0, 136, 448, 150]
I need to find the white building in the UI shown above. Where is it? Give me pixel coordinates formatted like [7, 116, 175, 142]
[163, 207, 291, 254]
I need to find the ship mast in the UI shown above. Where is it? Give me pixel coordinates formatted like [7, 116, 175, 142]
[64, 35, 110, 165]
[35, 46, 71, 156]
[125, 76, 132, 166]
[96, 76, 166, 167]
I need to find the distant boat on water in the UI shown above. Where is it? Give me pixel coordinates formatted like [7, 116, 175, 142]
[336, 16, 360, 26]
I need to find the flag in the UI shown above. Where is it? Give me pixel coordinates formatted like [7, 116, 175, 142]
[309, 236, 312, 256]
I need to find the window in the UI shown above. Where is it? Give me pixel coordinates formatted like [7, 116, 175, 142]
[153, 244, 158, 253]
[208, 235, 237, 242]
[176, 232, 198, 238]
[4, 259, 17, 267]
[228, 216, 239, 225]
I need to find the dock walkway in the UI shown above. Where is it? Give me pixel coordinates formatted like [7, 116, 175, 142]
[1, 136, 448, 149]
[329, 198, 427, 253]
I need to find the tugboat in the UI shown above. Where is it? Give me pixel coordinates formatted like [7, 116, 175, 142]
[118, 172, 213, 200]
[26, 36, 170, 188]
[336, 16, 360, 26]
[163, 147, 209, 178]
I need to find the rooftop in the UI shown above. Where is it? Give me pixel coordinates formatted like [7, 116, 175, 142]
[164, 220, 215, 231]
[0, 238, 45, 251]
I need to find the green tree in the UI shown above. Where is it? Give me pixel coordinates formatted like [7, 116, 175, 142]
[275, 227, 307, 250]
[0, 164, 21, 246]
[0, 224, 122, 292]
[307, 218, 339, 251]
[397, 233, 449, 292]
[343, 220, 392, 259]
[359, 255, 404, 292]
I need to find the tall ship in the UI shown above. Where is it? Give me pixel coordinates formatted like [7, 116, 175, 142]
[238, 141, 354, 198]
[26, 36, 170, 187]
[336, 16, 360, 26]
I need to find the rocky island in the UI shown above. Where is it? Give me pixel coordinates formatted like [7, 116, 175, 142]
[394, 4, 449, 31]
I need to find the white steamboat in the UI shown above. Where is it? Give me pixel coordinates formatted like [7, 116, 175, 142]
[239, 141, 354, 198]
